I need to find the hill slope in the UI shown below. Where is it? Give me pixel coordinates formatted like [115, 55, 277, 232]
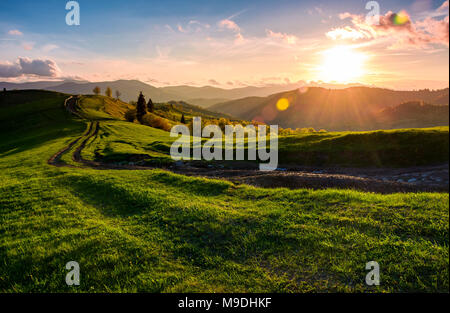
[0, 90, 448, 292]
[210, 87, 449, 131]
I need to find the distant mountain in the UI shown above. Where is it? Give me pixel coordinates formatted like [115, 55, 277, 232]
[47, 80, 181, 103]
[0, 79, 369, 107]
[210, 87, 449, 131]
[0, 80, 69, 90]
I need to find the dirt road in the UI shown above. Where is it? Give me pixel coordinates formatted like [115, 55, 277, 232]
[48, 97, 449, 194]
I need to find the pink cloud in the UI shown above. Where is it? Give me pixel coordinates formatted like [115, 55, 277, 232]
[328, 2, 449, 48]
[437, 0, 449, 12]
[23, 43, 34, 51]
[218, 19, 240, 32]
[8, 29, 23, 36]
[266, 29, 298, 44]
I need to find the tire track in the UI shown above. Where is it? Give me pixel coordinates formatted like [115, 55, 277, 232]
[48, 97, 448, 193]
[48, 96, 93, 167]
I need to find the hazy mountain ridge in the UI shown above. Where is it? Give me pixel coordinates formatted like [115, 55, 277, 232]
[0, 79, 374, 107]
[210, 87, 449, 131]
[1, 79, 448, 130]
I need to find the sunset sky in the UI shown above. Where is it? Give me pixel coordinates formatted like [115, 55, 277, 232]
[0, 0, 448, 90]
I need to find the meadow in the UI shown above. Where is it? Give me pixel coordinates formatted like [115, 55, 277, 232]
[0, 90, 448, 292]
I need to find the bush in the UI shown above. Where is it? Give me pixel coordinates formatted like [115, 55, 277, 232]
[141, 113, 171, 131]
[124, 109, 136, 122]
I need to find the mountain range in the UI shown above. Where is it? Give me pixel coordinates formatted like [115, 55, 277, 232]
[0, 79, 367, 107]
[1, 79, 448, 131]
[210, 87, 449, 131]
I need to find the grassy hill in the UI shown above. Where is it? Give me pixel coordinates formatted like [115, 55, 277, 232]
[0, 90, 448, 292]
[73, 96, 449, 168]
[210, 87, 449, 131]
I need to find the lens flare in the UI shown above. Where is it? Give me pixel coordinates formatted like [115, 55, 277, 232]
[276, 98, 289, 111]
[393, 10, 410, 25]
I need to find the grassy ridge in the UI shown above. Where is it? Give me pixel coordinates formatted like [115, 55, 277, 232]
[0, 90, 448, 292]
[278, 127, 449, 167]
[76, 94, 449, 168]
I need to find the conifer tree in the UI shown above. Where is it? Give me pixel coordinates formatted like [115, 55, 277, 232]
[136, 92, 147, 123]
[147, 98, 154, 113]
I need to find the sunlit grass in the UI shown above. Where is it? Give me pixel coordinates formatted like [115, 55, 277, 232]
[0, 90, 448, 292]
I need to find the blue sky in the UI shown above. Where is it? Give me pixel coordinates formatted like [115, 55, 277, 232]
[0, 0, 448, 89]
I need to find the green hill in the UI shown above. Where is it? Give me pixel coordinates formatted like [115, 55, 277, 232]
[0, 90, 448, 292]
[71, 95, 449, 168]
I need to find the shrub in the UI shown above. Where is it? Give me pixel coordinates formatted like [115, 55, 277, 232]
[124, 109, 136, 122]
[141, 113, 171, 131]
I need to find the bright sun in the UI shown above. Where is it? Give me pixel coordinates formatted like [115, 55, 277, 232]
[318, 46, 367, 83]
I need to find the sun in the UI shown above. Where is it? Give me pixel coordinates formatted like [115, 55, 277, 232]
[317, 46, 367, 83]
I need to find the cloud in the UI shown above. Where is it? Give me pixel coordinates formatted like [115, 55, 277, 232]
[208, 79, 220, 85]
[326, 26, 370, 40]
[174, 20, 210, 33]
[23, 43, 34, 50]
[437, 0, 449, 12]
[218, 19, 240, 32]
[327, 2, 449, 48]
[0, 57, 61, 78]
[164, 24, 174, 32]
[0, 62, 21, 77]
[42, 44, 59, 52]
[177, 24, 187, 33]
[8, 29, 23, 36]
[266, 29, 298, 44]
[189, 20, 210, 30]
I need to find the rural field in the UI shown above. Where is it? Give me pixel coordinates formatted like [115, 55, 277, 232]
[1, 0, 449, 298]
[0, 90, 448, 292]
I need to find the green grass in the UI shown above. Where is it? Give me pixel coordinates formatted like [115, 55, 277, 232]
[0, 90, 448, 292]
[76, 95, 449, 168]
[278, 127, 449, 167]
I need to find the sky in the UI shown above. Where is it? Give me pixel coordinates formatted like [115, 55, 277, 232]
[0, 0, 448, 90]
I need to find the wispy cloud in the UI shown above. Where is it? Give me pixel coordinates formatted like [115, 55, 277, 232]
[8, 29, 23, 36]
[266, 29, 298, 44]
[218, 19, 240, 32]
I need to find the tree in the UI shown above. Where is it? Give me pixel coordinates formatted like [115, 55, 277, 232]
[93, 86, 101, 95]
[147, 98, 154, 113]
[105, 87, 112, 97]
[181, 113, 186, 124]
[136, 92, 147, 123]
[115, 90, 121, 100]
